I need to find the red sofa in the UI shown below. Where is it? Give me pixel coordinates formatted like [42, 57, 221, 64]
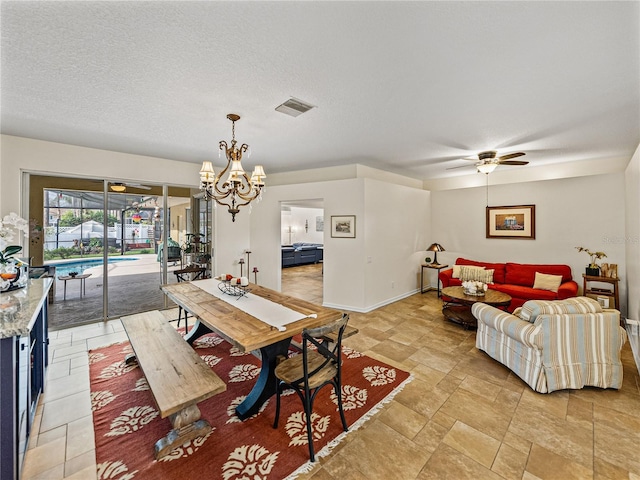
[439, 257, 579, 312]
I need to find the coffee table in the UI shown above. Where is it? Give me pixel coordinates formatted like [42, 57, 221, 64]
[441, 286, 511, 329]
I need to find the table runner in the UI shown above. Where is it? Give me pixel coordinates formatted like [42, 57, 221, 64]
[191, 278, 315, 331]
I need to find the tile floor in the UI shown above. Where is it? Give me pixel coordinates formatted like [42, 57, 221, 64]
[23, 264, 640, 479]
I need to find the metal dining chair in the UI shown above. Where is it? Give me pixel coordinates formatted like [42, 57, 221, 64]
[273, 315, 349, 462]
[172, 265, 206, 332]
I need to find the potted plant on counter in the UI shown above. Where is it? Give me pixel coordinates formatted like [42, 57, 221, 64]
[575, 246, 607, 276]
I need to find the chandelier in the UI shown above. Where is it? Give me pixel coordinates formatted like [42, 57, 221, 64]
[199, 114, 266, 222]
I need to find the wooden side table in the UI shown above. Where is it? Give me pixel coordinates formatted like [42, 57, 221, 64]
[582, 274, 619, 310]
[421, 264, 448, 297]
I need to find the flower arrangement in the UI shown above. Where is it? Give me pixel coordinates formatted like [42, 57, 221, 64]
[575, 246, 607, 269]
[0, 213, 29, 291]
[462, 280, 488, 296]
[0, 213, 29, 265]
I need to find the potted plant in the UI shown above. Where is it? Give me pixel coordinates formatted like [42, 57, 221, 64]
[575, 247, 607, 276]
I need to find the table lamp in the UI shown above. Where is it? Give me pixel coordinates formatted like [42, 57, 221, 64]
[427, 243, 445, 265]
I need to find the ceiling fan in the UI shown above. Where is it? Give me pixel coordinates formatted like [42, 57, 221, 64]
[109, 182, 152, 192]
[447, 151, 528, 173]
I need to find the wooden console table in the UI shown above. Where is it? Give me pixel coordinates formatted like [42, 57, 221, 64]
[582, 274, 619, 310]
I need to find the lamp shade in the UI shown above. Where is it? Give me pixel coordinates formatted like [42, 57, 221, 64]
[426, 243, 444, 265]
[427, 243, 445, 252]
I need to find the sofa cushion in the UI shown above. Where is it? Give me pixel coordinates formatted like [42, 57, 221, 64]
[505, 263, 573, 287]
[533, 272, 563, 293]
[460, 266, 494, 284]
[456, 258, 506, 284]
[517, 297, 602, 323]
[452, 264, 484, 279]
[491, 284, 559, 302]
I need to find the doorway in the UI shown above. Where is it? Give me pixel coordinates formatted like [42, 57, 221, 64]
[280, 200, 324, 304]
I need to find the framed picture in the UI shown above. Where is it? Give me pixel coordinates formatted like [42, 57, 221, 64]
[331, 215, 356, 238]
[316, 216, 324, 232]
[486, 205, 536, 239]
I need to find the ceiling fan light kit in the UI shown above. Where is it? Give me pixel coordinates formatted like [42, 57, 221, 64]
[199, 114, 266, 222]
[447, 150, 529, 174]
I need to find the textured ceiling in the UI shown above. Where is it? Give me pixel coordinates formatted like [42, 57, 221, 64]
[1, 1, 639, 181]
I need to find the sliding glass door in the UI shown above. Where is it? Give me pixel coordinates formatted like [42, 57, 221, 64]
[32, 175, 203, 329]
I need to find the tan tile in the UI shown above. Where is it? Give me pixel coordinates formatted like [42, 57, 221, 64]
[36, 425, 66, 447]
[64, 449, 96, 478]
[519, 387, 569, 419]
[502, 431, 532, 455]
[43, 370, 89, 402]
[436, 374, 463, 394]
[40, 391, 92, 432]
[22, 436, 66, 479]
[493, 386, 522, 413]
[335, 420, 430, 479]
[321, 452, 372, 479]
[408, 363, 446, 388]
[442, 421, 500, 468]
[394, 379, 450, 419]
[378, 400, 428, 440]
[63, 465, 98, 480]
[439, 388, 512, 441]
[566, 394, 593, 429]
[525, 443, 593, 480]
[459, 374, 502, 402]
[593, 404, 640, 473]
[66, 415, 95, 460]
[418, 443, 503, 480]
[430, 411, 457, 430]
[510, 399, 593, 469]
[492, 443, 528, 479]
[594, 457, 632, 480]
[408, 346, 458, 374]
[413, 420, 450, 453]
[369, 338, 418, 364]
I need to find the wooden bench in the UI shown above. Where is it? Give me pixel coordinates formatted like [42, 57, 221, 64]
[120, 310, 226, 460]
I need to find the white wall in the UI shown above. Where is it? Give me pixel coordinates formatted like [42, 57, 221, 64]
[281, 207, 324, 245]
[249, 177, 431, 312]
[432, 173, 628, 316]
[625, 144, 640, 321]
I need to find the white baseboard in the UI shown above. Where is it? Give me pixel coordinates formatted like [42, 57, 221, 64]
[323, 289, 420, 313]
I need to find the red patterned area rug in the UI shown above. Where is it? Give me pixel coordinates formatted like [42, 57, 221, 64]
[89, 332, 412, 479]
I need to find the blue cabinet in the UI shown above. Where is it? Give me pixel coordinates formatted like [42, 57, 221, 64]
[0, 279, 51, 480]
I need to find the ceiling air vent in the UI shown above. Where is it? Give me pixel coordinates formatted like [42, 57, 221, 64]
[275, 97, 316, 117]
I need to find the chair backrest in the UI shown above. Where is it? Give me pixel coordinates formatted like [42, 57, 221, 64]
[301, 314, 349, 380]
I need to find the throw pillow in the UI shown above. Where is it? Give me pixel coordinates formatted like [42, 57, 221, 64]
[533, 272, 563, 293]
[518, 297, 602, 323]
[459, 266, 494, 283]
[453, 265, 485, 279]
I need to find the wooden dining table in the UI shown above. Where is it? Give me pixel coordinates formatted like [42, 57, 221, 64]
[161, 281, 346, 420]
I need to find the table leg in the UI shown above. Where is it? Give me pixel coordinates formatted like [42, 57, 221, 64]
[63, 280, 67, 301]
[183, 319, 213, 345]
[235, 337, 291, 421]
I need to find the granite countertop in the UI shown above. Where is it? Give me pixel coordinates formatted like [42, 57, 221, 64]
[0, 278, 52, 338]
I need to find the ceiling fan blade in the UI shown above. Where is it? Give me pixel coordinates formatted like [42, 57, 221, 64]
[498, 160, 529, 166]
[445, 163, 476, 170]
[498, 152, 526, 161]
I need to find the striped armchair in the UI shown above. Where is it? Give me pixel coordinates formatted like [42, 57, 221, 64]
[472, 297, 627, 393]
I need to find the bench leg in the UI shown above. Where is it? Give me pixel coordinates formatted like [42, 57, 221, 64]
[154, 404, 211, 460]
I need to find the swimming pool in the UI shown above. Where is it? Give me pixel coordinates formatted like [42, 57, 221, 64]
[47, 258, 138, 277]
